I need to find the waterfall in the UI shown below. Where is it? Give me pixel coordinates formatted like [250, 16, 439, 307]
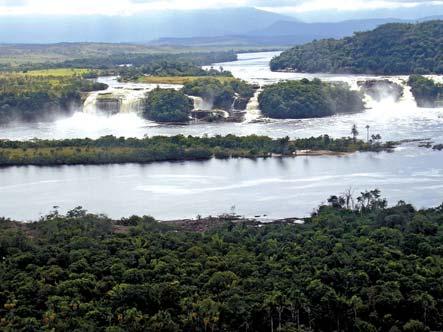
[243, 89, 262, 123]
[83, 92, 99, 114]
[120, 90, 147, 113]
[83, 89, 147, 114]
[191, 96, 212, 111]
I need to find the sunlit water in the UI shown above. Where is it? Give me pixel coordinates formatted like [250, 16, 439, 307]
[1, 147, 442, 221]
[1, 52, 443, 220]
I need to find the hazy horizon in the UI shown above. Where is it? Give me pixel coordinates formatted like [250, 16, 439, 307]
[1, 0, 443, 21]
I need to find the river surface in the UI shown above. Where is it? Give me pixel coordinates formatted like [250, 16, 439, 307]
[1, 52, 443, 220]
[1, 147, 443, 221]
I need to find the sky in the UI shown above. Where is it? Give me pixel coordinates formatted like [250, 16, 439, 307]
[0, 0, 443, 19]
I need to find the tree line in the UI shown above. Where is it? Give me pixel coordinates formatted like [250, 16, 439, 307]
[1, 191, 442, 331]
[0, 134, 395, 166]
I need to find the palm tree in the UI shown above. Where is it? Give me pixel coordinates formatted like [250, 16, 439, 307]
[351, 124, 359, 143]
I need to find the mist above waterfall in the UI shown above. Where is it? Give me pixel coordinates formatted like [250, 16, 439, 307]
[82, 77, 183, 115]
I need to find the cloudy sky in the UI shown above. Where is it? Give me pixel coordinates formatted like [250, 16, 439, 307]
[1, 0, 443, 19]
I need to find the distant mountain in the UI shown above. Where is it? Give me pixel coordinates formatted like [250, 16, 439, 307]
[151, 16, 443, 48]
[150, 35, 317, 47]
[249, 18, 405, 38]
[0, 8, 293, 43]
[150, 18, 407, 47]
[270, 20, 443, 75]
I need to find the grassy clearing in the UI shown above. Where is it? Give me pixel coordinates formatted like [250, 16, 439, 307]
[25, 68, 92, 77]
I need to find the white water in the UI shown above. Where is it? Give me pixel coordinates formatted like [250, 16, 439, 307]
[190, 96, 213, 111]
[82, 77, 183, 114]
[243, 89, 262, 123]
[2, 52, 443, 143]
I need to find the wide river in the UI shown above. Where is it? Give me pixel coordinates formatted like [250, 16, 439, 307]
[1, 52, 443, 220]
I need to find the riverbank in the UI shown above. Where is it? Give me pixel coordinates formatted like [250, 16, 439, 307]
[0, 134, 395, 166]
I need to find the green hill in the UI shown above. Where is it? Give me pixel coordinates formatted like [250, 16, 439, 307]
[270, 21, 443, 75]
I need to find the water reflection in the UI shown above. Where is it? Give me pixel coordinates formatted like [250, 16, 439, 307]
[1, 148, 442, 221]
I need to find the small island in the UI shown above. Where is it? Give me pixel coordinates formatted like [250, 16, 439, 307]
[143, 88, 193, 123]
[258, 79, 365, 119]
[408, 75, 443, 108]
[0, 134, 395, 166]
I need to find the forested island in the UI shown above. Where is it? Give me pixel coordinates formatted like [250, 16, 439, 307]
[0, 134, 395, 166]
[143, 88, 194, 123]
[270, 20, 443, 75]
[0, 70, 107, 123]
[408, 75, 443, 108]
[1, 191, 443, 331]
[258, 79, 364, 119]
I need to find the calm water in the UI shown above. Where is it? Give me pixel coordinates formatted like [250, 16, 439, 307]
[1, 147, 442, 221]
[1, 52, 443, 220]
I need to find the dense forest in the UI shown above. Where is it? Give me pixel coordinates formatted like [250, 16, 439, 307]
[408, 75, 443, 108]
[143, 88, 193, 123]
[270, 21, 443, 75]
[0, 72, 107, 124]
[1, 191, 443, 331]
[258, 79, 364, 119]
[182, 78, 255, 111]
[0, 134, 394, 166]
[119, 63, 233, 82]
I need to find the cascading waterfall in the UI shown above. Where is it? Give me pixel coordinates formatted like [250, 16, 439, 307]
[82, 92, 100, 114]
[120, 90, 148, 113]
[191, 96, 212, 111]
[83, 89, 147, 115]
[243, 89, 262, 123]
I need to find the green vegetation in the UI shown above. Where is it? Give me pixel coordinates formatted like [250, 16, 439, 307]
[258, 79, 365, 119]
[271, 21, 443, 75]
[119, 63, 233, 82]
[408, 75, 443, 108]
[135, 76, 237, 85]
[1, 191, 443, 331]
[0, 72, 107, 124]
[0, 134, 395, 166]
[182, 78, 255, 111]
[143, 88, 193, 123]
[24, 68, 96, 77]
[0, 43, 272, 68]
[19, 51, 237, 72]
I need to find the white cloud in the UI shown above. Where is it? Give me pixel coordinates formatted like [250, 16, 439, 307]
[0, 0, 442, 15]
[258, 0, 443, 13]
